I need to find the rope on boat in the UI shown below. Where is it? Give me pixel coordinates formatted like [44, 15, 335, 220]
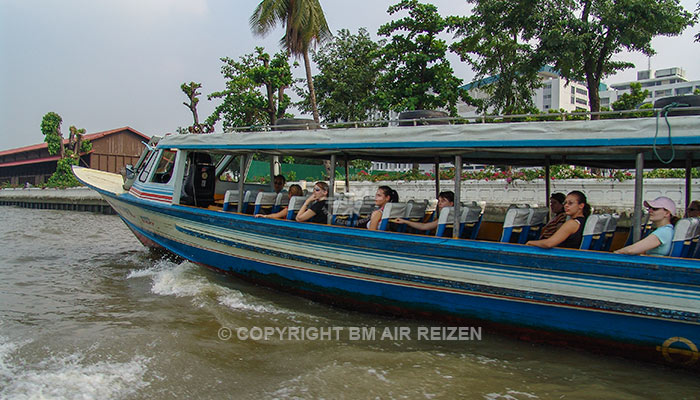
[654, 102, 687, 164]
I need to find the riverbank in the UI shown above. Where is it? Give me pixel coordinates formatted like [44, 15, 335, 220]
[0, 187, 114, 214]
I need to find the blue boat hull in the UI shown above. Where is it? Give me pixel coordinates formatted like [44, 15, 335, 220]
[101, 191, 700, 369]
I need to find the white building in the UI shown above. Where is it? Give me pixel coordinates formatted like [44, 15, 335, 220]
[599, 67, 700, 109]
[458, 66, 590, 116]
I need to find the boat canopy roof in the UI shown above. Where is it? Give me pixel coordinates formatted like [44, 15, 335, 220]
[158, 116, 700, 169]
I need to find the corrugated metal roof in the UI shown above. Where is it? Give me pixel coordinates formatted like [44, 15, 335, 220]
[0, 127, 150, 158]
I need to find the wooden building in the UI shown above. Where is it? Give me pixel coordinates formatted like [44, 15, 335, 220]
[0, 127, 150, 186]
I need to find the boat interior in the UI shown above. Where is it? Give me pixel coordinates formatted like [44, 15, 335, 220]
[123, 112, 700, 259]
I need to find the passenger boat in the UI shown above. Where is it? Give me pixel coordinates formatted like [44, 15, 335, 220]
[72, 113, 700, 369]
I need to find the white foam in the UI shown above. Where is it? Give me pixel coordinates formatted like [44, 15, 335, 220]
[126, 258, 177, 279]
[484, 390, 539, 400]
[0, 335, 25, 381]
[130, 260, 293, 316]
[0, 339, 150, 400]
[217, 291, 290, 315]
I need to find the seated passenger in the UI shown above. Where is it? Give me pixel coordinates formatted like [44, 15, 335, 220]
[539, 192, 566, 239]
[614, 196, 677, 256]
[296, 182, 329, 224]
[255, 184, 303, 219]
[273, 174, 287, 194]
[526, 191, 590, 249]
[686, 200, 700, 218]
[366, 185, 400, 230]
[395, 191, 454, 233]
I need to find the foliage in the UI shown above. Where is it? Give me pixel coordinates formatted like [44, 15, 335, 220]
[299, 28, 385, 122]
[181, 82, 214, 133]
[377, 0, 475, 115]
[612, 82, 650, 111]
[645, 168, 700, 178]
[536, 0, 695, 115]
[350, 159, 373, 170]
[41, 112, 64, 156]
[250, 0, 332, 122]
[207, 47, 295, 130]
[40, 112, 91, 187]
[448, 0, 543, 115]
[46, 157, 81, 187]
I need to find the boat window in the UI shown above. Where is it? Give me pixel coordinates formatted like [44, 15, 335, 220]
[137, 150, 158, 183]
[150, 150, 177, 184]
[218, 155, 242, 183]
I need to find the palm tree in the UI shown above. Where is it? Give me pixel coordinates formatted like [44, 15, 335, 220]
[250, 0, 331, 123]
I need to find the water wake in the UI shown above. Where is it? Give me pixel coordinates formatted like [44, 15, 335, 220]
[128, 260, 293, 316]
[0, 336, 150, 400]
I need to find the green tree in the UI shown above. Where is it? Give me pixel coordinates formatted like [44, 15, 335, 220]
[41, 112, 92, 187]
[250, 0, 332, 123]
[299, 28, 385, 122]
[448, 0, 543, 115]
[181, 82, 213, 133]
[377, 0, 474, 116]
[207, 48, 295, 130]
[537, 0, 695, 117]
[611, 82, 650, 111]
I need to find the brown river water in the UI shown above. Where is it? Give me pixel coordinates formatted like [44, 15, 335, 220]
[0, 207, 698, 399]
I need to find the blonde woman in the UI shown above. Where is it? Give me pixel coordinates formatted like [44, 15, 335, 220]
[255, 184, 303, 219]
[296, 182, 329, 224]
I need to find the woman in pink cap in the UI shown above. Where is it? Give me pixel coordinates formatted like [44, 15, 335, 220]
[615, 196, 677, 256]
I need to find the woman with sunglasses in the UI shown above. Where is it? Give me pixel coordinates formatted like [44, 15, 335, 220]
[686, 200, 700, 218]
[296, 182, 329, 224]
[615, 196, 677, 256]
[526, 191, 590, 249]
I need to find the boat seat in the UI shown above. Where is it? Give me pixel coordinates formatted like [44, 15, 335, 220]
[331, 198, 357, 225]
[272, 192, 289, 213]
[398, 199, 429, 233]
[286, 195, 310, 220]
[424, 198, 438, 222]
[689, 218, 700, 259]
[523, 207, 550, 242]
[223, 190, 253, 212]
[580, 214, 610, 250]
[500, 206, 533, 243]
[180, 152, 216, 208]
[253, 192, 279, 214]
[599, 213, 620, 251]
[670, 218, 700, 257]
[624, 211, 652, 246]
[461, 202, 485, 239]
[435, 204, 483, 238]
[356, 196, 377, 219]
[377, 202, 408, 231]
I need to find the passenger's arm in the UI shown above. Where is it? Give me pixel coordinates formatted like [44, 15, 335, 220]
[395, 218, 438, 231]
[256, 206, 288, 220]
[526, 219, 579, 249]
[367, 209, 383, 230]
[296, 197, 317, 222]
[614, 234, 661, 255]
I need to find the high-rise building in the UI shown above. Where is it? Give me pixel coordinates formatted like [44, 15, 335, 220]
[599, 67, 700, 109]
[458, 66, 590, 116]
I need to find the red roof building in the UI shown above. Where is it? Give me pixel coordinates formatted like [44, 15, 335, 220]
[0, 127, 150, 186]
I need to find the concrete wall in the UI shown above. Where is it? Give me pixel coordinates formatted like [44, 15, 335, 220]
[329, 178, 700, 214]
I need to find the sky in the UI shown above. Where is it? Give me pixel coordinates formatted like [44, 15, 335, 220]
[1, 0, 698, 150]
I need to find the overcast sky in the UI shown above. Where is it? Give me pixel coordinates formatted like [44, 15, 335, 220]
[1, 0, 698, 150]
